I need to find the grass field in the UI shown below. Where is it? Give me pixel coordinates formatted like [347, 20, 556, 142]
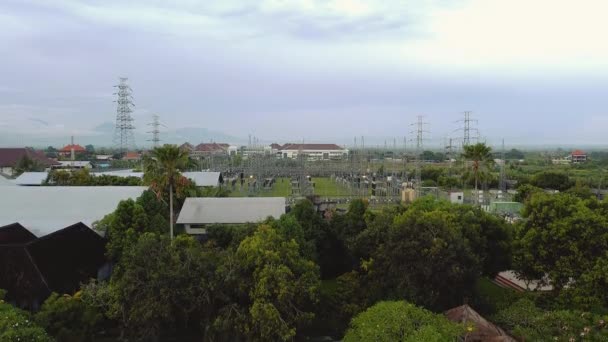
[312, 177, 351, 197]
[228, 177, 292, 197]
[227, 177, 356, 198]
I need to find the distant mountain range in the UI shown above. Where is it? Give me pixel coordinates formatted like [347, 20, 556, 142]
[0, 122, 243, 148]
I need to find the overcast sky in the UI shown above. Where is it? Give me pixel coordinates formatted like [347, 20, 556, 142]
[1, 0, 607, 146]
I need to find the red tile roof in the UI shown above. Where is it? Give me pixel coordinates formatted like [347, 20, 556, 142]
[280, 143, 344, 151]
[122, 152, 141, 160]
[59, 144, 86, 153]
[195, 143, 228, 152]
[571, 149, 586, 156]
[0, 148, 57, 167]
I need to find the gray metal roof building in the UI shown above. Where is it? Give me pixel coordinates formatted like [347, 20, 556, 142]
[183, 172, 222, 187]
[177, 197, 286, 234]
[13, 172, 48, 185]
[0, 186, 147, 237]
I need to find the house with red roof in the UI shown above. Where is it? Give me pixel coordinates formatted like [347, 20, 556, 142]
[193, 143, 229, 156]
[570, 149, 587, 164]
[122, 151, 142, 161]
[59, 144, 86, 157]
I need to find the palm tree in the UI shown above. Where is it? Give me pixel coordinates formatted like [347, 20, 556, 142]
[462, 143, 495, 203]
[143, 144, 189, 239]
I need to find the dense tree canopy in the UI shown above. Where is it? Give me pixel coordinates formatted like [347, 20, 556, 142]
[513, 192, 608, 297]
[0, 290, 52, 342]
[343, 301, 463, 342]
[530, 170, 574, 191]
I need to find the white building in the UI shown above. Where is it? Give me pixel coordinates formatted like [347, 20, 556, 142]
[276, 143, 348, 161]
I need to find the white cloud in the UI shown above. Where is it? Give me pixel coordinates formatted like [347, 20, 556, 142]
[399, 0, 608, 73]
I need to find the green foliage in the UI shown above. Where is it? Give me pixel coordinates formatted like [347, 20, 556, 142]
[45, 169, 142, 186]
[83, 234, 222, 341]
[84, 145, 95, 154]
[437, 175, 461, 189]
[144, 144, 191, 239]
[95, 190, 168, 262]
[421, 165, 446, 182]
[363, 198, 512, 310]
[513, 183, 543, 203]
[311, 273, 365, 338]
[420, 150, 445, 162]
[531, 170, 574, 191]
[471, 277, 522, 315]
[513, 192, 608, 294]
[462, 143, 495, 191]
[494, 298, 608, 341]
[343, 301, 463, 342]
[367, 205, 480, 310]
[14, 154, 44, 175]
[0, 290, 52, 342]
[35, 292, 102, 342]
[239, 225, 320, 340]
[504, 148, 525, 160]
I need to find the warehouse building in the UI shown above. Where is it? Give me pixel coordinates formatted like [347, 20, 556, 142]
[177, 197, 286, 235]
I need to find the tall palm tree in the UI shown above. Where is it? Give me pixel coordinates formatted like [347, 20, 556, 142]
[143, 144, 189, 239]
[462, 143, 495, 203]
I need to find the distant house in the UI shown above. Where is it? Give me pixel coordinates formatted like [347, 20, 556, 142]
[570, 149, 587, 163]
[276, 143, 349, 160]
[179, 142, 195, 153]
[192, 143, 230, 156]
[444, 305, 516, 341]
[122, 151, 142, 161]
[177, 197, 286, 235]
[59, 144, 86, 157]
[52, 160, 93, 170]
[0, 148, 57, 176]
[0, 222, 106, 310]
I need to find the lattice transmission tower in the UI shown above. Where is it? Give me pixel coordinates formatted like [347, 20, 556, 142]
[456, 111, 479, 147]
[410, 115, 429, 196]
[113, 77, 135, 153]
[147, 114, 162, 148]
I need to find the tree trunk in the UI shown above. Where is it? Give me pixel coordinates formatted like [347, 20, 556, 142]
[475, 173, 478, 205]
[169, 183, 174, 240]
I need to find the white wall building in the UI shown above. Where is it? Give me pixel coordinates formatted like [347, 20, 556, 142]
[277, 143, 348, 161]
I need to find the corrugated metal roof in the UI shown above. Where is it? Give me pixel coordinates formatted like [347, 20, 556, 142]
[0, 175, 15, 186]
[0, 186, 147, 237]
[93, 170, 144, 178]
[183, 172, 221, 187]
[177, 197, 286, 224]
[13, 172, 48, 185]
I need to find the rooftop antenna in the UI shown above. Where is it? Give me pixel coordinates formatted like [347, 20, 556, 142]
[113, 77, 135, 153]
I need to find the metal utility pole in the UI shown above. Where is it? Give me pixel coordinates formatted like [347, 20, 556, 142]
[499, 139, 506, 198]
[113, 77, 135, 153]
[445, 137, 456, 174]
[147, 114, 161, 148]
